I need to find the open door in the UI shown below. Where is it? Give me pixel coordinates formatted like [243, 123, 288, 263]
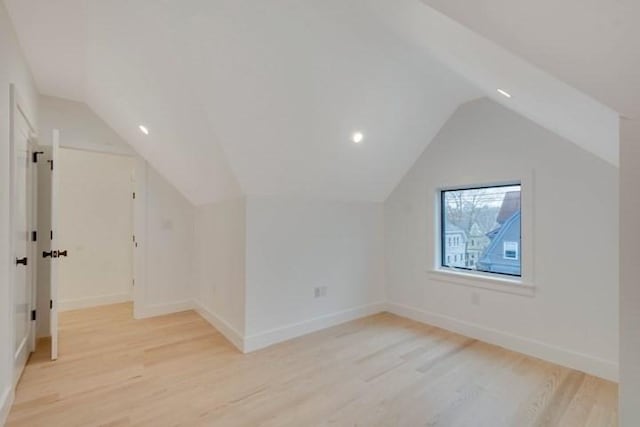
[48, 129, 61, 360]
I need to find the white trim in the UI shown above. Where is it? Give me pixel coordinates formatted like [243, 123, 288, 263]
[50, 130, 60, 361]
[0, 385, 14, 427]
[192, 302, 244, 352]
[428, 268, 535, 297]
[243, 302, 386, 353]
[386, 302, 618, 382]
[134, 300, 194, 319]
[59, 293, 132, 312]
[27, 136, 38, 355]
[132, 157, 147, 319]
[8, 83, 39, 395]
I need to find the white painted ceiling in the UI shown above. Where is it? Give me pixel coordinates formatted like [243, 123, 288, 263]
[421, 0, 640, 121]
[4, 0, 621, 204]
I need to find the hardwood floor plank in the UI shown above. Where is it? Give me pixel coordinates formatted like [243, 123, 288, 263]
[7, 303, 617, 426]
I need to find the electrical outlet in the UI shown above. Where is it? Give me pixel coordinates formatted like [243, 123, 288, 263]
[314, 286, 328, 298]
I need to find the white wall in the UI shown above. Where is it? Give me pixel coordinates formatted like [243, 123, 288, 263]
[620, 118, 640, 424]
[191, 196, 386, 352]
[58, 148, 134, 311]
[385, 98, 619, 380]
[243, 196, 385, 351]
[193, 198, 246, 348]
[0, 2, 39, 423]
[137, 165, 195, 315]
[39, 96, 134, 155]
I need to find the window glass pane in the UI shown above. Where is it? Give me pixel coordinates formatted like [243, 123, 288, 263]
[441, 184, 521, 277]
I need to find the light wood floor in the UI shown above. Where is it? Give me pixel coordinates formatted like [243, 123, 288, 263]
[8, 303, 617, 427]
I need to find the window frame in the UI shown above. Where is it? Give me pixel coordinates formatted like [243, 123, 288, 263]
[430, 174, 535, 297]
[439, 183, 522, 278]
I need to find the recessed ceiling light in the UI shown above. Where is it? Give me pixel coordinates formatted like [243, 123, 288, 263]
[497, 88, 512, 98]
[351, 132, 364, 144]
[139, 125, 149, 135]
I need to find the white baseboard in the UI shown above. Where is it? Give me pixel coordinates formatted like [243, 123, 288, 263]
[134, 300, 194, 319]
[0, 385, 14, 427]
[192, 302, 244, 352]
[386, 302, 618, 382]
[192, 301, 385, 354]
[59, 293, 132, 312]
[243, 302, 386, 353]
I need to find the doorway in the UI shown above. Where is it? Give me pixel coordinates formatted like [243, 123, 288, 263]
[57, 148, 135, 311]
[38, 139, 136, 360]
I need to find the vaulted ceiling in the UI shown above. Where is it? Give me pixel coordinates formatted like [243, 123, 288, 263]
[4, 0, 621, 205]
[421, 0, 640, 120]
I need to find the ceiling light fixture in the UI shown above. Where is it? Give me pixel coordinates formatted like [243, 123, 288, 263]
[139, 125, 149, 135]
[497, 88, 512, 98]
[351, 132, 364, 144]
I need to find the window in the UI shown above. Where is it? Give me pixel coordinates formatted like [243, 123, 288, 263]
[503, 241, 519, 260]
[441, 183, 521, 277]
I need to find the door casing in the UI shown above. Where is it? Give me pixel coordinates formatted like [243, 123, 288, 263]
[9, 83, 38, 385]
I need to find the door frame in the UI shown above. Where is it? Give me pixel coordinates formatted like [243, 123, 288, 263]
[132, 157, 147, 319]
[50, 130, 59, 360]
[9, 83, 38, 385]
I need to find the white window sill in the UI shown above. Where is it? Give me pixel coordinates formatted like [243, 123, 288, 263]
[427, 268, 535, 297]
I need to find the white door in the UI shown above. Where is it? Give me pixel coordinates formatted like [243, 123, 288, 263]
[12, 96, 36, 380]
[49, 130, 61, 360]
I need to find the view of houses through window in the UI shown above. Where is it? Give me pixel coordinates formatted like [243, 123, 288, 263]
[441, 184, 521, 277]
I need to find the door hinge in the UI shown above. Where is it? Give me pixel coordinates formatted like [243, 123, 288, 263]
[31, 310, 36, 321]
[50, 300, 53, 309]
[47, 159, 53, 170]
[31, 230, 37, 242]
[132, 192, 136, 199]
[32, 151, 44, 163]
[50, 230, 53, 240]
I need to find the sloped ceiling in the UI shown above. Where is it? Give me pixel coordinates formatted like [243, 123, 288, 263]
[4, 0, 620, 205]
[367, 1, 620, 166]
[420, 0, 640, 121]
